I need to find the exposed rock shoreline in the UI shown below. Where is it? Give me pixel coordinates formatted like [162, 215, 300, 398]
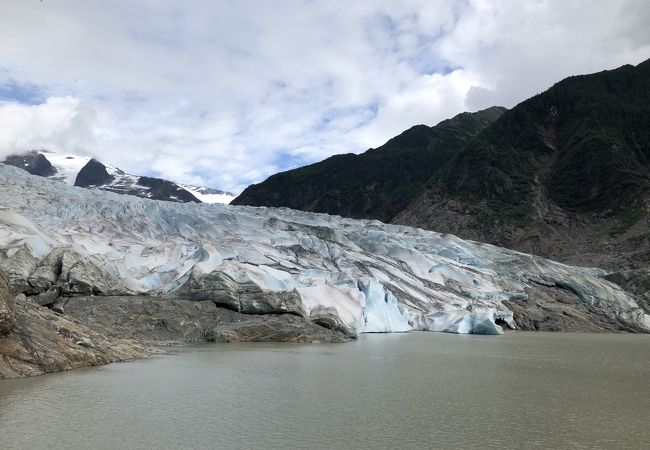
[0, 273, 151, 379]
[1, 273, 647, 380]
[0, 266, 349, 379]
[2, 162, 650, 379]
[62, 295, 350, 345]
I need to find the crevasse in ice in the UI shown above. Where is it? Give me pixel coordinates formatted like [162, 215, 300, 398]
[1, 163, 649, 337]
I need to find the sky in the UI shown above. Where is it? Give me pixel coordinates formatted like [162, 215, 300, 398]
[0, 0, 648, 193]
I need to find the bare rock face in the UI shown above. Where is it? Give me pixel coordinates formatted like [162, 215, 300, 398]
[503, 283, 639, 332]
[0, 271, 15, 335]
[62, 295, 348, 345]
[29, 247, 65, 292]
[0, 270, 150, 379]
[177, 271, 306, 316]
[212, 314, 349, 343]
[74, 158, 115, 187]
[605, 269, 650, 314]
[0, 297, 151, 379]
[2, 245, 39, 293]
[3, 151, 57, 177]
[60, 251, 127, 295]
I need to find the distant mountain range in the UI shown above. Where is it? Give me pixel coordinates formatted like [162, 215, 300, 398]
[2, 150, 235, 204]
[233, 59, 650, 273]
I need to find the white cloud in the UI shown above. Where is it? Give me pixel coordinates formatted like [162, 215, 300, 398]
[438, 0, 650, 110]
[0, 97, 98, 159]
[351, 70, 481, 149]
[0, 0, 648, 193]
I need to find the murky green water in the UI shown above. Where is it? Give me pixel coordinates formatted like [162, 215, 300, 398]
[1, 332, 649, 449]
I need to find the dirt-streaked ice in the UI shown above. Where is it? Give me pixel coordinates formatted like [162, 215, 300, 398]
[1, 163, 649, 337]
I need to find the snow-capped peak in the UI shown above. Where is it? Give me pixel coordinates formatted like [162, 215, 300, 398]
[2, 149, 233, 204]
[40, 150, 91, 185]
[178, 184, 236, 204]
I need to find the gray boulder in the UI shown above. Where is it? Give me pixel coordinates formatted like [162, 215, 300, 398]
[29, 248, 66, 292]
[60, 252, 127, 295]
[0, 245, 39, 293]
[32, 286, 61, 306]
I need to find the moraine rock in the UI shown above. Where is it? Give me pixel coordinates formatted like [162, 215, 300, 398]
[0, 268, 150, 379]
[32, 286, 61, 306]
[29, 247, 65, 292]
[62, 295, 349, 345]
[0, 295, 151, 379]
[0, 270, 15, 335]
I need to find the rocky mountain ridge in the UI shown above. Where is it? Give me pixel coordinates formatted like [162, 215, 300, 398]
[394, 58, 650, 270]
[232, 60, 650, 272]
[2, 150, 235, 204]
[232, 106, 506, 222]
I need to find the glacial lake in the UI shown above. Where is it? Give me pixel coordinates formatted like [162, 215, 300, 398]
[1, 332, 649, 450]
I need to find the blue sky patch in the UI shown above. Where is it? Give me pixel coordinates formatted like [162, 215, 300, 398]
[0, 80, 47, 105]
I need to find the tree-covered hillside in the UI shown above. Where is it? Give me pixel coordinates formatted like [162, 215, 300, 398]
[395, 59, 650, 268]
[232, 106, 505, 222]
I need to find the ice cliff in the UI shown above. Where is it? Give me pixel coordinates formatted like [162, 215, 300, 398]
[1, 163, 649, 337]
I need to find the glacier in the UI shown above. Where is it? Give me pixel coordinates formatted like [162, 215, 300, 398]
[0, 162, 649, 338]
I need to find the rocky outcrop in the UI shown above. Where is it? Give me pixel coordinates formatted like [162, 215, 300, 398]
[136, 176, 201, 203]
[61, 252, 127, 295]
[29, 247, 65, 292]
[177, 271, 305, 316]
[74, 158, 115, 187]
[62, 295, 348, 345]
[0, 271, 151, 379]
[3, 151, 57, 177]
[73, 159, 201, 203]
[0, 271, 15, 335]
[2, 244, 39, 293]
[503, 283, 640, 332]
[605, 269, 650, 314]
[0, 247, 128, 299]
[212, 314, 348, 343]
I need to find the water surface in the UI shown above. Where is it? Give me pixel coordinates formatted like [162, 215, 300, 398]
[1, 332, 649, 449]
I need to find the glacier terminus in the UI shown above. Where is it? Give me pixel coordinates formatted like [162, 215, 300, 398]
[1, 163, 649, 338]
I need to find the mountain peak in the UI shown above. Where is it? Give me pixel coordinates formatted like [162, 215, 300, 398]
[2, 150, 233, 204]
[75, 158, 114, 187]
[394, 59, 650, 267]
[232, 106, 507, 222]
[3, 151, 57, 177]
